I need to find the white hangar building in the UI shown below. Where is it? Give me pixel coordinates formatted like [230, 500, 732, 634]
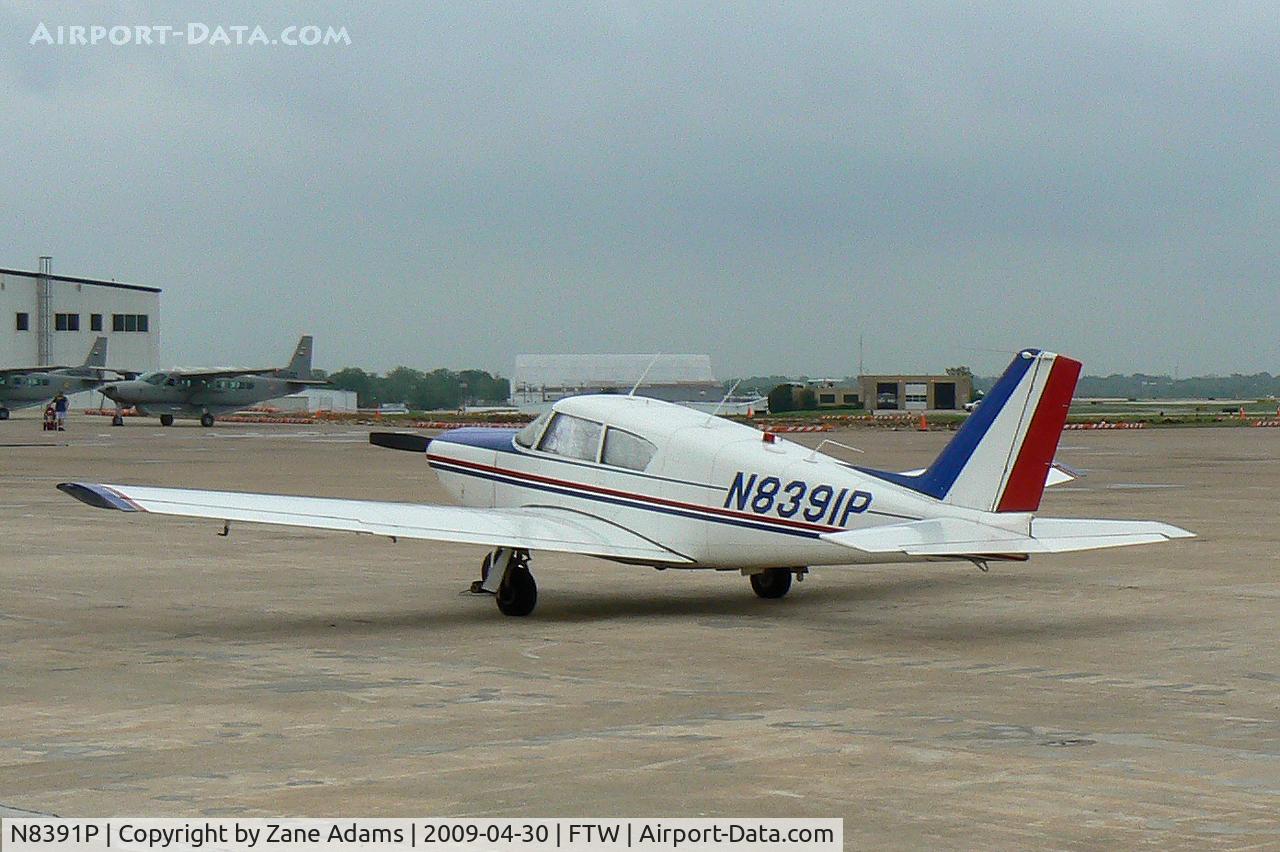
[512, 354, 724, 411]
[0, 262, 160, 373]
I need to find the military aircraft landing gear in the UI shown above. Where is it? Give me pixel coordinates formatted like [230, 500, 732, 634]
[0, 407, 9, 420]
[750, 567, 793, 599]
[200, 413, 215, 427]
[159, 414, 175, 427]
[469, 548, 537, 616]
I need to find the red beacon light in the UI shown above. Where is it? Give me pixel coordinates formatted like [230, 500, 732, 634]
[762, 432, 777, 444]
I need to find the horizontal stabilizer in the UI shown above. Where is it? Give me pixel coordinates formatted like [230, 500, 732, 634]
[897, 461, 1079, 488]
[822, 516, 1193, 556]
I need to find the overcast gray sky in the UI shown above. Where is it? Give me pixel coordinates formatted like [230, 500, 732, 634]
[3, 2, 1278, 378]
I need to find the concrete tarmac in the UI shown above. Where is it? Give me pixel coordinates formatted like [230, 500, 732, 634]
[1, 417, 1277, 848]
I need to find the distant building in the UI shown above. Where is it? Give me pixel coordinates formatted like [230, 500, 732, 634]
[808, 380, 863, 408]
[267, 387, 358, 413]
[0, 263, 160, 373]
[512, 354, 724, 411]
[859, 373, 971, 411]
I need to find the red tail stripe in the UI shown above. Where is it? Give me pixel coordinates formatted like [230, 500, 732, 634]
[996, 356, 1081, 512]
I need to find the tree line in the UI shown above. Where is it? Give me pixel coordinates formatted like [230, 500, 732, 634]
[975, 372, 1280, 400]
[327, 367, 510, 410]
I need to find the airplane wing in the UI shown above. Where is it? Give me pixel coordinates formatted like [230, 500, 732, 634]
[0, 365, 66, 375]
[821, 516, 1193, 557]
[57, 482, 693, 564]
[167, 369, 279, 381]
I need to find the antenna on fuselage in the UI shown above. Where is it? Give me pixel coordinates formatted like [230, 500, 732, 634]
[704, 378, 742, 425]
[628, 353, 662, 397]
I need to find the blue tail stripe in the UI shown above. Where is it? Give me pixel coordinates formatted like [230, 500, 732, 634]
[858, 349, 1040, 499]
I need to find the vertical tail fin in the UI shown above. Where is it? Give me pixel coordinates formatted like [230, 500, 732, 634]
[282, 335, 314, 380]
[869, 349, 1081, 513]
[82, 336, 108, 369]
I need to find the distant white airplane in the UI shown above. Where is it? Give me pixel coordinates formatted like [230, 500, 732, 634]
[59, 349, 1193, 617]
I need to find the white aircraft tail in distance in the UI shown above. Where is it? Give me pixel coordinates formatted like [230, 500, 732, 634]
[59, 348, 1193, 617]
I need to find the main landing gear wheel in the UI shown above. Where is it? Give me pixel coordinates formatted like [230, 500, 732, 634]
[0, 407, 9, 420]
[159, 414, 175, 427]
[750, 568, 793, 599]
[200, 413, 215, 427]
[497, 563, 538, 617]
[470, 549, 539, 616]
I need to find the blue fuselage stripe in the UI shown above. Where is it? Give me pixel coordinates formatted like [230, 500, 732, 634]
[430, 460, 822, 540]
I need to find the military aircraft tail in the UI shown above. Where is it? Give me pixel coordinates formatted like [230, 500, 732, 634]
[282, 335, 315, 380]
[868, 349, 1081, 513]
[82, 336, 108, 369]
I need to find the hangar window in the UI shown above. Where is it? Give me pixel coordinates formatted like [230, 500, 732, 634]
[112, 313, 149, 332]
[90, 314, 103, 331]
[538, 412, 603, 462]
[55, 313, 80, 331]
[514, 411, 551, 448]
[602, 428, 656, 471]
[15, 312, 29, 331]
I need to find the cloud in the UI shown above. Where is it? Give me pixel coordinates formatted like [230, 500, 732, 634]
[3, 2, 1278, 377]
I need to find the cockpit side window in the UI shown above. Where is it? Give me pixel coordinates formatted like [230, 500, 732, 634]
[514, 411, 551, 448]
[537, 412, 603, 461]
[602, 427, 657, 471]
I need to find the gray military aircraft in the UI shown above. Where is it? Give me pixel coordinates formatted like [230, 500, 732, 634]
[99, 335, 325, 427]
[0, 337, 111, 420]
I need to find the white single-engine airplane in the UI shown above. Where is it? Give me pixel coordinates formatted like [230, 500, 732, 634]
[59, 349, 1193, 616]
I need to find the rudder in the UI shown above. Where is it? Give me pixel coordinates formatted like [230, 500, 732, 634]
[82, 336, 108, 368]
[864, 349, 1081, 513]
[283, 336, 314, 380]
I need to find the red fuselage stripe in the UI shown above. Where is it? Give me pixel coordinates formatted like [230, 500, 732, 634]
[427, 452, 841, 533]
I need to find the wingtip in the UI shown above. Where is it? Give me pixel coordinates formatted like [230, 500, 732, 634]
[56, 482, 138, 512]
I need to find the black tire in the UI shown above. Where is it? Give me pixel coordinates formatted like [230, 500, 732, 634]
[480, 552, 493, 581]
[200, 413, 215, 427]
[496, 566, 537, 616]
[0, 407, 9, 420]
[112, 414, 124, 426]
[159, 414, 174, 427]
[750, 568, 793, 599]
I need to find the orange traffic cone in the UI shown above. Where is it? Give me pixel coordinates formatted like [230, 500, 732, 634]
[918, 413, 928, 431]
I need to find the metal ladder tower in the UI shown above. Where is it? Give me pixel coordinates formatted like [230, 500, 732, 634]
[36, 256, 53, 365]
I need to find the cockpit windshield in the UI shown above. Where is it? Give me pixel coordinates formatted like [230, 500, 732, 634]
[141, 372, 169, 385]
[514, 411, 551, 448]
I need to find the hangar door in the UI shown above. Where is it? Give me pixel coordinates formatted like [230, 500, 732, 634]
[934, 382, 956, 410]
[904, 383, 928, 411]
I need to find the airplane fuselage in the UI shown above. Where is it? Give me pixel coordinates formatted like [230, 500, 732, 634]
[108, 374, 300, 420]
[0, 373, 101, 414]
[425, 396, 1007, 569]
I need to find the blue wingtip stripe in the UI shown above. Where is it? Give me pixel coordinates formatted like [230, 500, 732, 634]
[57, 482, 140, 512]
